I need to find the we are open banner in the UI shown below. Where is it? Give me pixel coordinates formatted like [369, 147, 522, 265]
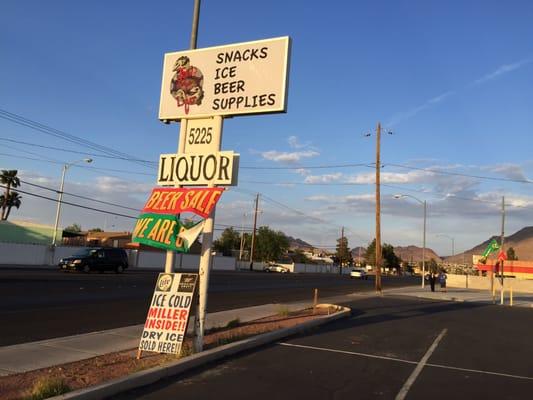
[132, 213, 204, 252]
[143, 187, 224, 218]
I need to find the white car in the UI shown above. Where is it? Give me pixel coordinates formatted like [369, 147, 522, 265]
[264, 264, 290, 273]
[350, 268, 368, 279]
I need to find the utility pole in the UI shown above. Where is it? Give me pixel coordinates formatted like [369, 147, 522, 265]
[375, 122, 382, 293]
[422, 200, 426, 288]
[339, 226, 344, 275]
[500, 196, 505, 286]
[249, 193, 260, 271]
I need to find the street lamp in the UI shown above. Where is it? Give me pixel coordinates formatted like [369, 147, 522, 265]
[394, 194, 427, 288]
[52, 158, 93, 246]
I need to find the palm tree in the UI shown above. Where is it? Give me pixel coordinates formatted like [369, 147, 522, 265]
[2, 191, 22, 220]
[1, 170, 21, 220]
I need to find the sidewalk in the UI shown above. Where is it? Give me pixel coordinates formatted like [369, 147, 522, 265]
[385, 285, 533, 308]
[0, 293, 357, 377]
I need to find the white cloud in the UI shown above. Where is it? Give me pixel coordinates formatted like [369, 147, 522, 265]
[304, 173, 342, 184]
[473, 59, 532, 85]
[288, 135, 311, 149]
[484, 164, 529, 181]
[260, 150, 319, 163]
[387, 90, 456, 126]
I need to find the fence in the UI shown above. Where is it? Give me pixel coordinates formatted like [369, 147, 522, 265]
[446, 273, 533, 293]
[0, 242, 237, 271]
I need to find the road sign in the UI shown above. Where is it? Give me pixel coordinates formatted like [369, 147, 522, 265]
[139, 273, 198, 355]
[159, 36, 291, 120]
[157, 151, 239, 186]
[183, 118, 221, 154]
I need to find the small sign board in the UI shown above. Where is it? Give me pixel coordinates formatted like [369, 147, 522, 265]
[183, 118, 221, 154]
[157, 151, 239, 186]
[143, 187, 224, 218]
[139, 273, 198, 355]
[159, 36, 291, 120]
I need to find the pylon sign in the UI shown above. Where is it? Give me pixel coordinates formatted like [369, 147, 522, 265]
[159, 36, 291, 120]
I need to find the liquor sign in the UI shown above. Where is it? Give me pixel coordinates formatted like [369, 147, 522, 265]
[132, 213, 205, 252]
[157, 151, 239, 186]
[159, 36, 291, 120]
[143, 187, 224, 218]
[139, 273, 198, 355]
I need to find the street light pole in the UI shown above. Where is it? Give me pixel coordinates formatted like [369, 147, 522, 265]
[394, 194, 427, 288]
[52, 158, 93, 246]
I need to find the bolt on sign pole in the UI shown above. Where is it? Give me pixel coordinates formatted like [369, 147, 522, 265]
[375, 122, 382, 293]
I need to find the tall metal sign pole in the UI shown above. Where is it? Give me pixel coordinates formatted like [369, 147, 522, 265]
[500, 196, 505, 287]
[375, 122, 382, 293]
[158, 24, 290, 353]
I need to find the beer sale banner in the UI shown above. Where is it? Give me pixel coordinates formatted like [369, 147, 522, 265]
[139, 273, 198, 355]
[143, 187, 224, 218]
[132, 213, 204, 252]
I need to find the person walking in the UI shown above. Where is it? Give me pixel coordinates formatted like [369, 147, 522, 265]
[439, 270, 447, 292]
[429, 273, 436, 292]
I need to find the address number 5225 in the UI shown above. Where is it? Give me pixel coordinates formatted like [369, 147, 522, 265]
[188, 127, 212, 145]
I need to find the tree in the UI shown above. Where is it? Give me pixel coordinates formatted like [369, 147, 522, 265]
[0, 191, 22, 220]
[506, 247, 518, 261]
[1, 170, 21, 220]
[336, 236, 351, 266]
[382, 243, 401, 270]
[64, 223, 82, 233]
[364, 239, 400, 270]
[213, 227, 241, 256]
[88, 228, 104, 232]
[254, 226, 289, 262]
[428, 258, 439, 274]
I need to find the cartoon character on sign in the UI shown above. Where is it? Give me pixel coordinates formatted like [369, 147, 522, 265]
[170, 56, 204, 114]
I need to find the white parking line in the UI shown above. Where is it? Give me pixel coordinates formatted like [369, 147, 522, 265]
[278, 342, 418, 365]
[278, 337, 533, 383]
[395, 329, 447, 400]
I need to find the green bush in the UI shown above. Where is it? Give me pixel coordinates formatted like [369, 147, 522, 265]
[26, 377, 71, 400]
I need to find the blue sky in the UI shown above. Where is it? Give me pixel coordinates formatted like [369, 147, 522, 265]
[1, 0, 533, 256]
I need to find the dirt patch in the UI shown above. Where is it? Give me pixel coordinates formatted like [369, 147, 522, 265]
[0, 308, 335, 400]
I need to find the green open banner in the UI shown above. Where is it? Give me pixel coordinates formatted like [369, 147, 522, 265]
[132, 213, 204, 252]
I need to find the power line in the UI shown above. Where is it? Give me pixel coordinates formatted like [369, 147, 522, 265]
[19, 179, 142, 212]
[383, 163, 533, 185]
[0, 108, 153, 168]
[0, 151, 154, 177]
[0, 137, 155, 162]
[0, 184, 138, 219]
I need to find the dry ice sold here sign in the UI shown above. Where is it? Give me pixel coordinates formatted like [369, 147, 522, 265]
[159, 36, 291, 120]
[139, 273, 198, 355]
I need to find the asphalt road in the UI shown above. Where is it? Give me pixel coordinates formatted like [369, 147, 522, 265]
[116, 296, 533, 400]
[0, 268, 416, 346]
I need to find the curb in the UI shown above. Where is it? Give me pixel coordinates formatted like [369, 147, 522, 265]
[50, 304, 351, 400]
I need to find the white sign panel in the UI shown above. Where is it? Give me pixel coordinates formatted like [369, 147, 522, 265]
[159, 36, 291, 120]
[139, 273, 198, 355]
[183, 118, 221, 154]
[158, 151, 239, 186]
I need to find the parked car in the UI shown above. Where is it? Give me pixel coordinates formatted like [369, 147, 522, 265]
[263, 264, 290, 273]
[58, 248, 129, 273]
[350, 268, 368, 279]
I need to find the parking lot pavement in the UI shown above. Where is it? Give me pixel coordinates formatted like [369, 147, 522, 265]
[115, 296, 533, 400]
